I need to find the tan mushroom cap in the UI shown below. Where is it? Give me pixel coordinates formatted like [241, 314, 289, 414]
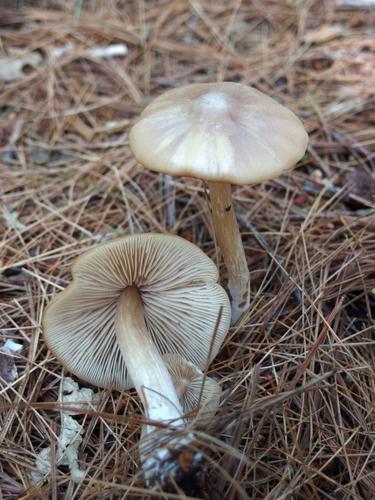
[163, 353, 221, 415]
[43, 234, 231, 391]
[129, 82, 308, 185]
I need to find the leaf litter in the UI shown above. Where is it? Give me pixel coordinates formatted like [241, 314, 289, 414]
[0, 1, 374, 498]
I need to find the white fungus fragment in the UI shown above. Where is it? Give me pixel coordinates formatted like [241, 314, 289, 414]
[32, 377, 98, 483]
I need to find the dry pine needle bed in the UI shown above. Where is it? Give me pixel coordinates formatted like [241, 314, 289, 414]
[0, 1, 374, 498]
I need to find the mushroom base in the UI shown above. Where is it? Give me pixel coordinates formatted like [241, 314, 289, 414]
[141, 430, 205, 495]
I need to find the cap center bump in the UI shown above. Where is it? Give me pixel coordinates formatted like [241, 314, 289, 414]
[197, 91, 229, 113]
[176, 377, 190, 396]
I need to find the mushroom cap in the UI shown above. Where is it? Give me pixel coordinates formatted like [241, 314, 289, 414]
[163, 353, 221, 415]
[129, 82, 308, 185]
[43, 234, 231, 391]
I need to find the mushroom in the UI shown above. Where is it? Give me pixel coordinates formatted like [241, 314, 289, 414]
[129, 82, 308, 324]
[163, 352, 221, 419]
[43, 233, 231, 490]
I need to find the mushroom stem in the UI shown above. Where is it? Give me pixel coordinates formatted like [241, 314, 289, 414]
[115, 286, 183, 427]
[208, 181, 250, 324]
[115, 287, 203, 491]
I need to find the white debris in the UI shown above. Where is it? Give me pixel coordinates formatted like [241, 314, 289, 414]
[34, 415, 85, 482]
[0, 44, 128, 81]
[2, 207, 26, 231]
[0, 48, 42, 81]
[336, 0, 375, 5]
[49, 42, 75, 59]
[82, 43, 128, 58]
[50, 43, 128, 60]
[0, 340, 22, 383]
[32, 377, 99, 483]
[60, 377, 99, 413]
[326, 98, 364, 117]
[3, 339, 23, 352]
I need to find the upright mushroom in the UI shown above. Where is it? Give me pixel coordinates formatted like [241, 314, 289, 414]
[129, 82, 308, 323]
[43, 233, 230, 491]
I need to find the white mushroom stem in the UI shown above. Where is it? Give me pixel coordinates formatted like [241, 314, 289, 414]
[115, 286, 184, 428]
[208, 181, 250, 324]
[115, 286, 201, 488]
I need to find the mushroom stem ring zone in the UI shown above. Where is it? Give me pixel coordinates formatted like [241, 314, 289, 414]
[208, 182, 250, 324]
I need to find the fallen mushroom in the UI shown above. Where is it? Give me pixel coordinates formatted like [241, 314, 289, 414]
[129, 82, 308, 323]
[43, 233, 230, 492]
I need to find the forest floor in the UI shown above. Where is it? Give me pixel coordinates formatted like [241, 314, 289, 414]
[1, 1, 374, 498]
